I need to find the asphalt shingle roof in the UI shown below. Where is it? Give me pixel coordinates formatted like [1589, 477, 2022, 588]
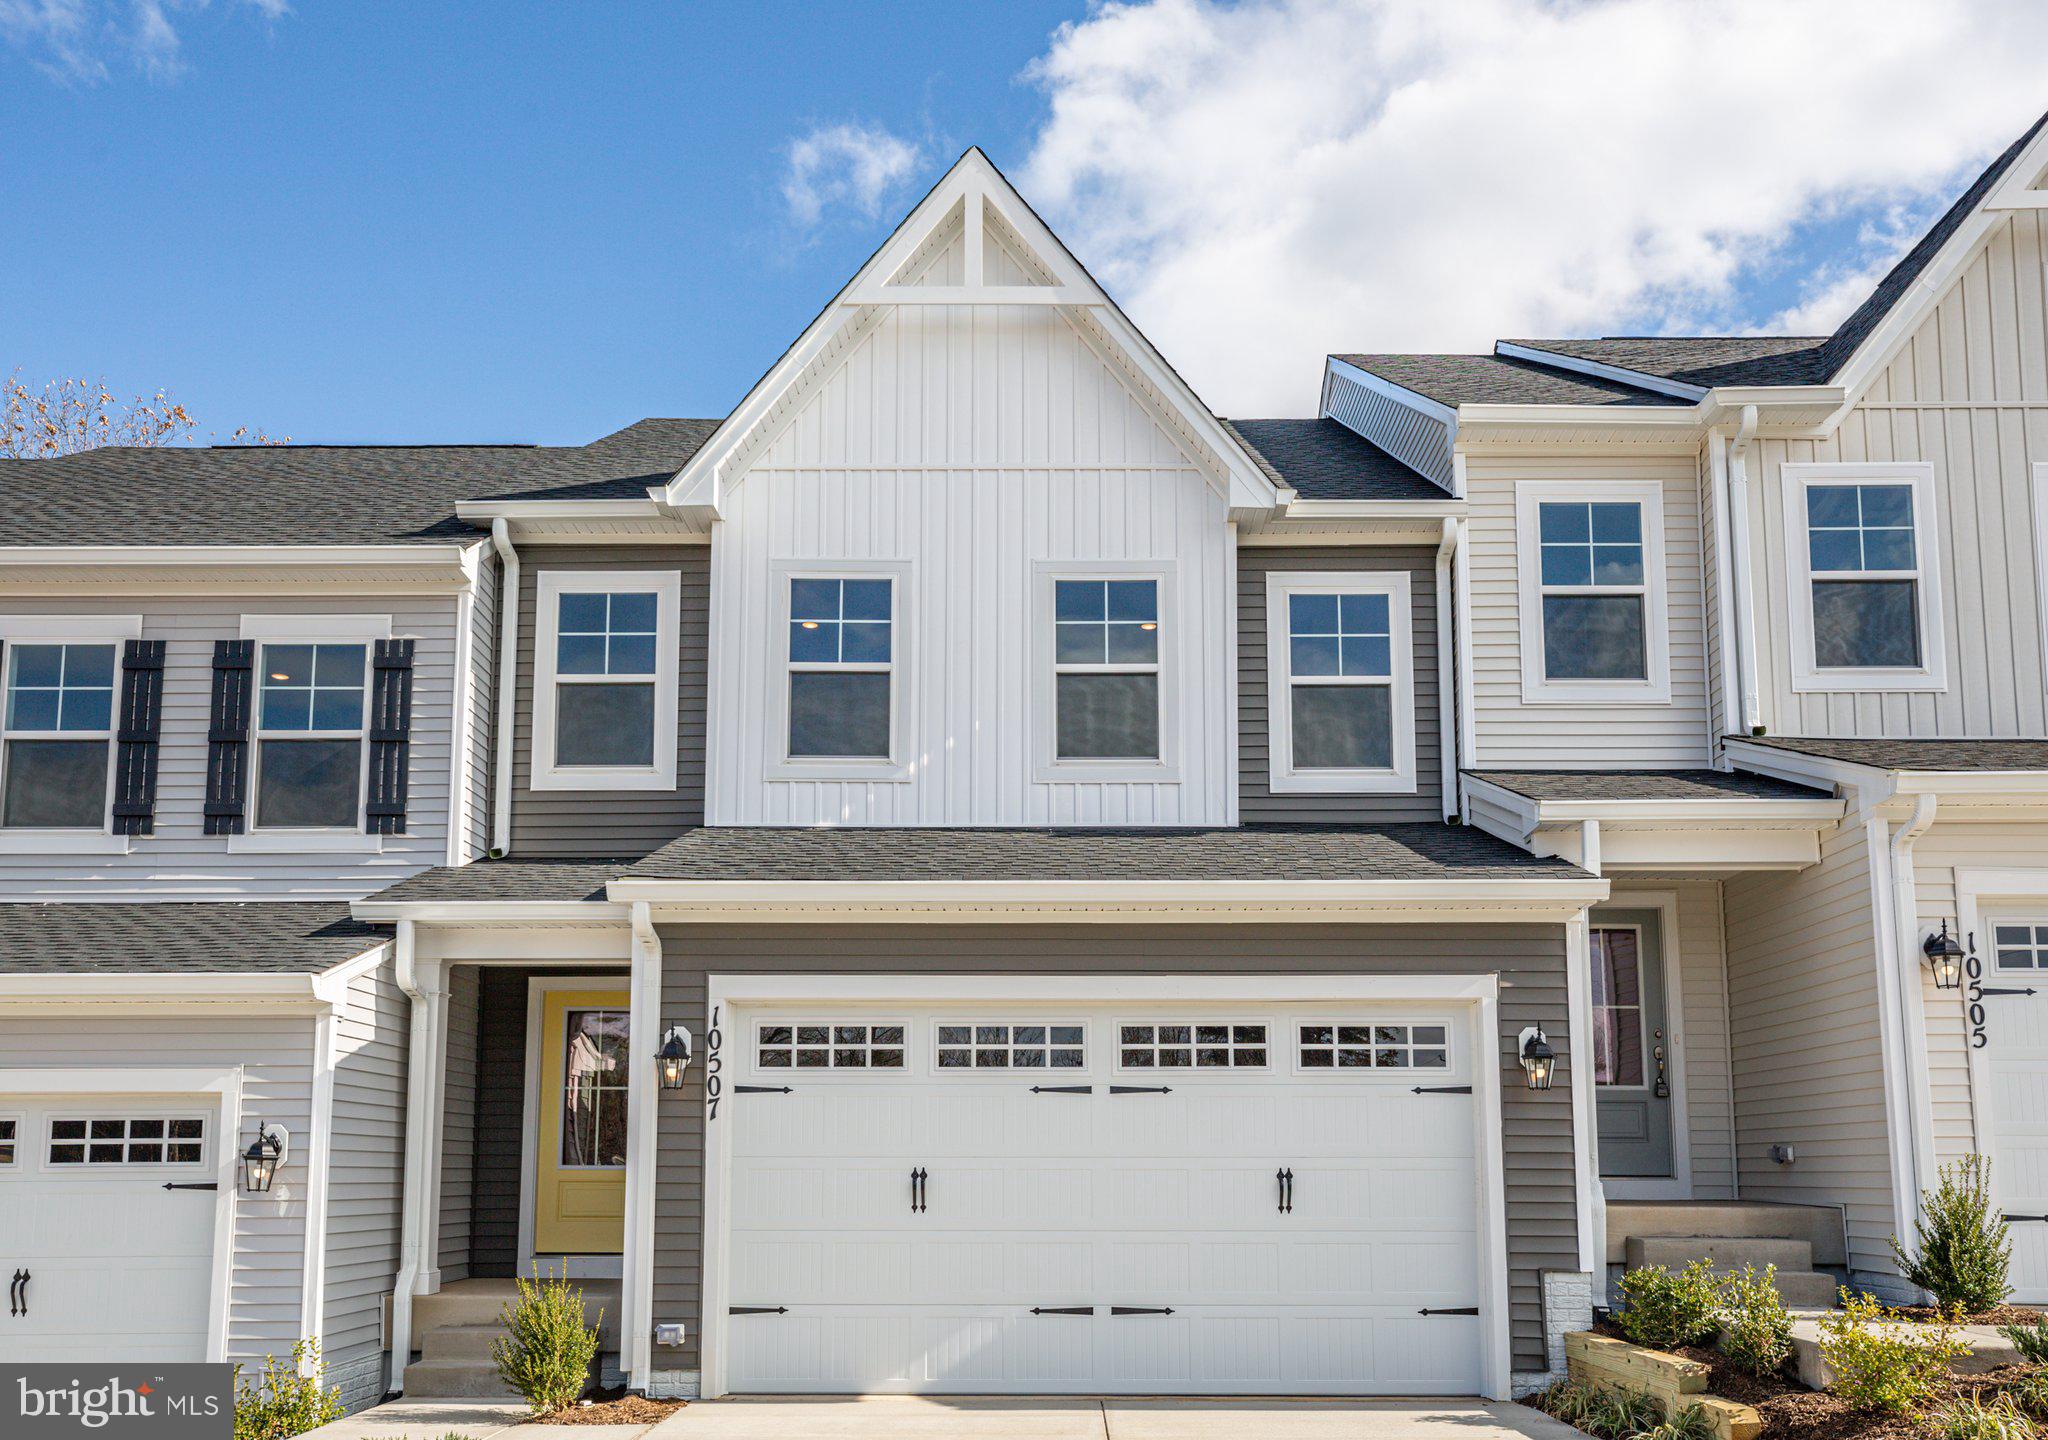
[1466, 769, 1833, 802]
[1332, 354, 1683, 409]
[1735, 737, 2048, 773]
[1222, 418, 1445, 500]
[0, 902, 388, 975]
[619, 824, 1587, 882]
[366, 858, 642, 905]
[0, 418, 719, 547]
[1497, 337, 1834, 389]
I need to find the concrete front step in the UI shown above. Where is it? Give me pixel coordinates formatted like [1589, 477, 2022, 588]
[1606, 1201, 1848, 1267]
[1625, 1236, 1816, 1273]
[410, 1280, 618, 1343]
[419, 1323, 510, 1362]
[400, 1359, 519, 1399]
[1787, 1315, 2022, 1390]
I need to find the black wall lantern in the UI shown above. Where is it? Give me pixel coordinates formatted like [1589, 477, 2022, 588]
[240, 1122, 289, 1194]
[656, 1026, 694, 1091]
[1924, 921, 1966, 992]
[1517, 1026, 1557, 1091]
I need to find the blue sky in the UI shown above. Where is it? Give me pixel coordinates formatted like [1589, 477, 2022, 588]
[3, 1, 2043, 440]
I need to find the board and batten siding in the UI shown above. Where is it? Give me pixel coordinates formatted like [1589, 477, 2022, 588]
[704, 272, 1234, 826]
[510, 547, 708, 857]
[0, 1012, 316, 1369]
[1463, 453, 1712, 768]
[439, 964, 480, 1284]
[0, 592, 462, 899]
[1605, 882, 1737, 1199]
[324, 955, 410, 1411]
[1237, 545, 1442, 823]
[1723, 824, 1899, 1281]
[649, 923, 1579, 1375]
[1749, 205, 2048, 737]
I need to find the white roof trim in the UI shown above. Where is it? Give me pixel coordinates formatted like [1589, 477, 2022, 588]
[350, 899, 629, 924]
[0, 939, 390, 1008]
[1491, 341, 1708, 402]
[1459, 772, 1842, 829]
[0, 543, 478, 568]
[1324, 357, 1460, 428]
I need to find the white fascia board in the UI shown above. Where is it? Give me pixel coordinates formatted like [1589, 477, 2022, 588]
[1279, 499, 1465, 521]
[711, 972, 1500, 1005]
[1722, 739, 1886, 789]
[1459, 772, 1840, 827]
[1723, 739, 2048, 801]
[0, 543, 476, 568]
[1492, 342, 1707, 402]
[1704, 386, 1847, 412]
[0, 972, 331, 1009]
[455, 499, 669, 522]
[1892, 771, 2048, 798]
[1323, 357, 1460, 430]
[349, 900, 630, 924]
[1454, 403, 1699, 429]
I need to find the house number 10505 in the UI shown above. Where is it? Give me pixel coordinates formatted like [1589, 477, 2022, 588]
[705, 1005, 724, 1120]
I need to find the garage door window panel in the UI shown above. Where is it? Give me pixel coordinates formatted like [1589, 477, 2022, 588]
[1995, 923, 2048, 971]
[45, 1115, 205, 1168]
[0, 1116, 16, 1166]
[935, 1022, 1086, 1070]
[1297, 1021, 1450, 1071]
[1119, 1022, 1268, 1069]
[757, 1021, 907, 1070]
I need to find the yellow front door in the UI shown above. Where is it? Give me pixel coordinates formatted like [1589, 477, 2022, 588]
[534, 987, 630, 1255]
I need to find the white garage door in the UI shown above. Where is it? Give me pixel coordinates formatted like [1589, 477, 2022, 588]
[720, 1004, 1485, 1394]
[1981, 921, 2048, 1302]
[0, 1099, 218, 1362]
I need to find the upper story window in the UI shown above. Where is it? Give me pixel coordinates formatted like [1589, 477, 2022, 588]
[532, 570, 681, 791]
[255, 641, 367, 829]
[1515, 481, 1671, 704]
[788, 577, 893, 759]
[1049, 574, 1166, 767]
[1783, 464, 1945, 692]
[1264, 571, 1415, 794]
[3, 641, 116, 830]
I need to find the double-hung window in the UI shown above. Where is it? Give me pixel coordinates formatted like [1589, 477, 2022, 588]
[1516, 481, 1670, 703]
[1044, 571, 1171, 771]
[254, 641, 369, 830]
[1264, 571, 1414, 792]
[1784, 464, 1944, 691]
[787, 577, 894, 760]
[0, 616, 138, 841]
[533, 570, 681, 790]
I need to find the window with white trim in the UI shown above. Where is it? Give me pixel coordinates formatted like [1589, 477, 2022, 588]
[1054, 577, 1161, 761]
[47, 1115, 205, 1167]
[1118, 1022, 1267, 1069]
[1297, 1022, 1449, 1070]
[756, 1022, 906, 1070]
[787, 578, 893, 760]
[1264, 571, 1414, 793]
[1993, 922, 2048, 971]
[0, 1117, 16, 1166]
[1, 642, 117, 830]
[532, 570, 681, 790]
[1515, 481, 1670, 703]
[255, 641, 368, 829]
[935, 1023, 1085, 1070]
[1784, 464, 1945, 691]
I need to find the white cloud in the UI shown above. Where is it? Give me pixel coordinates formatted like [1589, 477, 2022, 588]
[1017, 0, 2048, 414]
[782, 121, 924, 229]
[0, 0, 284, 83]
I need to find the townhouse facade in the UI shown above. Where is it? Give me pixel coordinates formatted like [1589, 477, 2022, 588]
[0, 111, 2044, 1410]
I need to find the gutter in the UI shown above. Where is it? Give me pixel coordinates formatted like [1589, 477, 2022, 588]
[1724, 405, 1762, 735]
[489, 519, 520, 856]
[1436, 517, 1458, 819]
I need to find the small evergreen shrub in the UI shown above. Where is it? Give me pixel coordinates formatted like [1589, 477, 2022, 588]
[232, 1339, 345, 1440]
[1820, 1290, 1970, 1414]
[2004, 1319, 2048, 1366]
[1940, 1394, 2039, 1440]
[1616, 1260, 1722, 1350]
[1635, 1405, 1717, 1440]
[492, 1270, 601, 1415]
[1536, 1380, 1664, 1440]
[1893, 1155, 2015, 1313]
[1719, 1263, 1796, 1378]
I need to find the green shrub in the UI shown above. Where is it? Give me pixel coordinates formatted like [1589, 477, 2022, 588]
[1820, 1289, 1970, 1413]
[232, 1339, 345, 1440]
[2006, 1370, 2048, 1418]
[1718, 1263, 1796, 1378]
[1616, 1260, 1722, 1350]
[1536, 1380, 1664, 1440]
[2005, 1319, 2048, 1366]
[1635, 1405, 1717, 1440]
[1940, 1394, 2039, 1440]
[492, 1270, 601, 1415]
[1893, 1155, 2015, 1313]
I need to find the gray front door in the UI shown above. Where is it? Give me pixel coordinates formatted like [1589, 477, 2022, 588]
[1593, 910, 1674, 1179]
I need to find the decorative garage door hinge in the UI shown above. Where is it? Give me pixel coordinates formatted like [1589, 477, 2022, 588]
[162, 1181, 219, 1191]
[2005, 1214, 2048, 1223]
[1419, 1306, 1479, 1316]
[1979, 987, 2039, 997]
[1030, 1085, 1093, 1094]
[1411, 1085, 1473, 1095]
[729, 1306, 788, 1315]
[1031, 1306, 1094, 1316]
[1110, 1306, 1174, 1316]
[1109, 1085, 1172, 1095]
[734, 1085, 794, 1095]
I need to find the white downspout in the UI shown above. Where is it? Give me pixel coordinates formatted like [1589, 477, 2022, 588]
[1724, 405, 1762, 736]
[1565, 909, 1606, 1288]
[1890, 794, 1940, 1230]
[620, 902, 665, 1392]
[1436, 517, 1458, 819]
[1706, 431, 1738, 765]
[1452, 509, 1478, 775]
[489, 518, 521, 856]
[388, 922, 444, 1396]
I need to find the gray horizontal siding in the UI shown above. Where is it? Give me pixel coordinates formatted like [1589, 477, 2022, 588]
[510, 547, 708, 856]
[469, 966, 532, 1277]
[1238, 546, 1443, 822]
[650, 923, 1575, 1375]
[439, 963, 480, 1284]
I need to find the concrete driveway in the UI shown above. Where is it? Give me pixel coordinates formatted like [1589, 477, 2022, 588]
[644, 1396, 1584, 1439]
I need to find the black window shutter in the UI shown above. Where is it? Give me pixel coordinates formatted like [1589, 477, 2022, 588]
[366, 638, 415, 835]
[203, 639, 255, 836]
[111, 639, 167, 836]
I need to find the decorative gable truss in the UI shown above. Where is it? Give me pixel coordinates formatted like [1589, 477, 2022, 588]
[659, 148, 1282, 520]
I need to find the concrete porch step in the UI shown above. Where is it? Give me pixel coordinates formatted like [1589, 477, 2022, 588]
[1624, 1236, 1816, 1273]
[419, 1323, 511, 1362]
[1606, 1200, 1848, 1267]
[400, 1359, 518, 1399]
[411, 1278, 618, 1341]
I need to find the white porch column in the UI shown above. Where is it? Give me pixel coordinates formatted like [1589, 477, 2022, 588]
[620, 902, 665, 1391]
[388, 924, 448, 1396]
[1565, 907, 1605, 1278]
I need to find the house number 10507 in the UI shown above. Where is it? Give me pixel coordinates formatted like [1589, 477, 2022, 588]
[705, 1005, 724, 1120]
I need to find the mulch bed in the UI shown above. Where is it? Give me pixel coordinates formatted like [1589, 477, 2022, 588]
[530, 1391, 688, 1425]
